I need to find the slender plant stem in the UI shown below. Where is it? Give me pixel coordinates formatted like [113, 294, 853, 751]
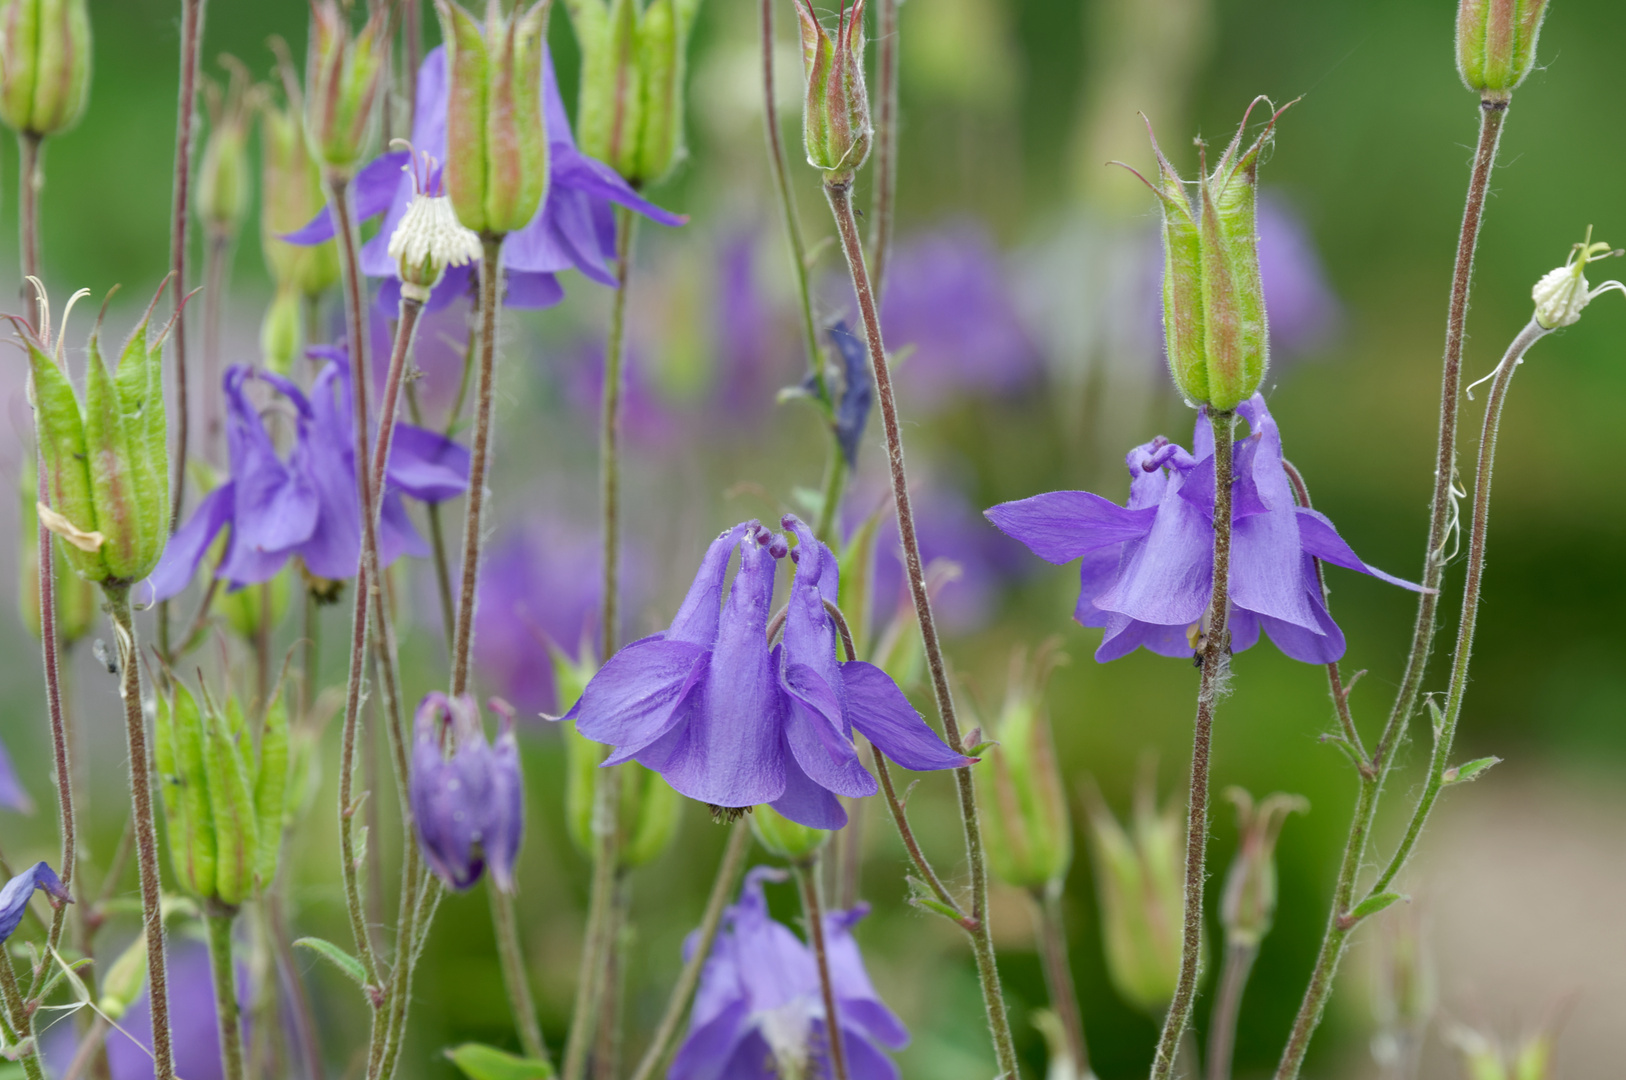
[491, 884, 549, 1061]
[867, 0, 899, 295]
[823, 179, 1017, 1079]
[168, 0, 206, 531]
[450, 236, 505, 696]
[0, 962, 46, 1080]
[1273, 103, 1513, 1080]
[404, 0, 423, 130]
[1033, 884, 1090, 1079]
[562, 768, 624, 1080]
[205, 903, 247, 1080]
[592, 874, 632, 1080]
[1206, 941, 1258, 1080]
[201, 229, 233, 464]
[627, 821, 752, 1080]
[268, 886, 325, 1080]
[796, 858, 851, 1080]
[408, 381, 457, 647]
[1152, 410, 1236, 1080]
[106, 585, 177, 1080]
[18, 132, 41, 290]
[302, 587, 320, 719]
[600, 207, 637, 665]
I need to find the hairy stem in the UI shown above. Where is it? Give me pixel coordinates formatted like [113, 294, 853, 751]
[1152, 410, 1236, 1080]
[0, 961, 46, 1080]
[823, 179, 1017, 1079]
[205, 903, 246, 1080]
[600, 207, 637, 665]
[107, 585, 177, 1080]
[1206, 941, 1258, 1080]
[491, 884, 549, 1061]
[867, 0, 899, 295]
[168, 0, 206, 531]
[562, 771, 624, 1080]
[592, 876, 632, 1080]
[796, 857, 851, 1080]
[201, 229, 233, 464]
[627, 822, 752, 1080]
[1033, 884, 1090, 1079]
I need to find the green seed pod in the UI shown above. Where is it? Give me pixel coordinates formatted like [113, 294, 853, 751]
[195, 61, 257, 241]
[304, 0, 389, 174]
[262, 54, 338, 297]
[1081, 766, 1194, 1016]
[435, 0, 552, 236]
[792, 0, 871, 185]
[1216, 788, 1306, 949]
[200, 689, 262, 907]
[16, 462, 96, 645]
[253, 682, 291, 890]
[0, 0, 92, 138]
[97, 935, 148, 1022]
[260, 283, 303, 375]
[1136, 100, 1285, 413]
[749, 804, 828, 862]
[974, 641, 1072, 891]
[1457, 0, 1549, 102]
[154, 681, 218, 900]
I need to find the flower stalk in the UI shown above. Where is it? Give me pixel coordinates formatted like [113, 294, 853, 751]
[1151, 409, 1236, 1080]
[168, 0, 206, 532]
[1033, 884, 1090, 1079]
[491, 883, 549, 1061]
[204, 902, 246, 1080]
[866, 0, 898, 294]
[795, 856, 851, 1080]
[823, 177, 1019, 1080]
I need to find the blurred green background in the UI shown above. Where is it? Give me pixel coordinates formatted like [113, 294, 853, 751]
[0, 1, 1623, 1078]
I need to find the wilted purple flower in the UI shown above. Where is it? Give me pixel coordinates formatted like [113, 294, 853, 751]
[671, 867, 908, 1080]
[145, 356, 469, 602]
[986, 394, 1421, 663]
[0, 861, 69, 943]
[287, 46, 682, 312]
[0, 736, 32, 814]
[411, 693, 524, 892]
[564, 517, 970, 828]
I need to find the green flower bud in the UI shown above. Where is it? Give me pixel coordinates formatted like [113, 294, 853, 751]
[154, 681, 217, 899]
[435, 0, 552, 237]
[974, 641, 1072, 891]
[17, 461, 95, 646]
[304, 0, 389, 174]
[97, 935, 148, 1022]
[1217, 788, 1306, 949]
[1134, 99, 1286, 412]
[749, 804, 828, 862]
[792, 0, 871, 184]
[260, 283, 303, 375]
[263, 47, 339, 297]
[1081, 765, 1194, 1015]
[213, 570, 291, 643]
[195, 60, 257, 241]
[1456, 0, 1549, 102]
[564, 0, 701, 185]
[22, 282, 173, 585]
[0, 0, 91, 138]
[559, 648, 682, 869]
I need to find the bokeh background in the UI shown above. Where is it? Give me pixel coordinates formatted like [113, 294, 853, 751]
[0, 0, 1623, 1077]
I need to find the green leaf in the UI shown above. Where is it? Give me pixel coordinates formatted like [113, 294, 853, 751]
[1426, 697, 1446, 742]
[1345, 891, 1405, 926]
[294, 937, 369, 988]
[1444, 756, 1501, 786]
[445, 1043, 557, 1080]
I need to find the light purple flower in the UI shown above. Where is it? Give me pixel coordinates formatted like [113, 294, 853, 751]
[411, 693, 524, 892]
[0, 862, 68, 943]
[670, 866, 909, 1080]
[986, 394, 1422, 663]
[0, 736, 32, 814]
[287, 46, 683, 312]
[144, 355, 469, 602]
[563, 517, 970, 828]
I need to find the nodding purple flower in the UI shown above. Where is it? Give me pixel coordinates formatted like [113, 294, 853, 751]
[670, 867, 908, 1080]
[144, 354, 469, 603]
[0, 736, 32, 814]
[0, 861, 69, 943]
[285, 45, 682, 313]
[986, 394, 1423, 663]
[411, 693, 524, 893]
[563, 517, 971, 829]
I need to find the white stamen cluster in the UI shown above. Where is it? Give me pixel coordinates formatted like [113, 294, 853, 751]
[388, 191, 484, 302]
[1531, 228, 1625, 330]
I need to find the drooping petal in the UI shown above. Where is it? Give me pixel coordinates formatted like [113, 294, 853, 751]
[1073, 546, 1123, 628]
[668, 998, 754, 1080]
[284, 150, 411, 246]
[825, 906, 910, 1050]
[838, 1028, 904, 1080]
[567, 637, 708, 754]
[984, 490, 1156, 565]
[143, 482, 235, 604]
[781, 663, 875, 800]
[0, 737, 30, 814]
[667, 523, 753, 645]
[385, 423, 470, 502]
[1092, 477, 1213, 627]
[769, 749, 850, 829]
[1094, 613, 1192, 662]
[0, 862, 69, 943]
[840, 661, 971, 771]
[1296, 508, 1426, 591]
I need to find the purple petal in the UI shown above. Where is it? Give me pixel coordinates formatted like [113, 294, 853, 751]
[1092, 481, 1213, 627]
[568, 637, 708, 753]
[1256, 564, 1347, 663]
[284, 150, 410, 246]
[0, 862, 68, 943]
[1073, 546, 1122, 628]
[1297, 508, 1426, 591]
[769, 750, 849, 828]
[839, 661, 970, 771]
[984, 491, 1156, 565]
[1228, 606, 1263, 654]
[782, 662, 875, 799]
[826, 906, 910, 1049]
[500, 269, 566, 309]
[669, 1000, 754, 1080]
[144, 482, 235, 603]
[668, 524, 753, 646]
[1094, 614, 1192, 662]
[386, 423, 470, 502]
[0, 737, 30, 814]
[839, 1029, 903, 1080]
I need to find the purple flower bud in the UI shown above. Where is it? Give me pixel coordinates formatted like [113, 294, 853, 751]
[0, 735, 32, 814]
[410, 693, 525, 892]
[0, 861, 69, 943]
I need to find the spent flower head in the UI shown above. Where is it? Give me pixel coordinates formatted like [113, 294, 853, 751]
[386, 140, 484, 302]
[1530, 226, 1625, 330]
[1217, 787, 1307, 948]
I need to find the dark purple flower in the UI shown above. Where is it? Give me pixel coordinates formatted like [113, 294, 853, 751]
[0, 861, 69, 943]
[0, 735, 32, 814]
[411, 693, 523, 892]
[144, 356, 469, 603]
[670, 867, 908, 1080]
[286, 46, 682, 312]
[986, 394, 1422, 663]
[564, 517, 970, 829]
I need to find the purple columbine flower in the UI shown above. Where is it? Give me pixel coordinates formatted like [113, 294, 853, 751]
[145, 354, 469, 602]
[670, 866, 909, 1080]
[563, 516, 971, 829]
[286, 45, 683, 312]
[0, 861, 69, 943]
[411, 693, 524, 892]
[986, 394, 1422, 663]
[0, 736, 32, 814]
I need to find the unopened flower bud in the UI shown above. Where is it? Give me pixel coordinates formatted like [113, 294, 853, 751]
[1217, 788, 1306, 948]
[435, 0, 552, 236]
[1082, 764, 1192, 1015]
[1457, 0, 1549, 102]
[260, 283, 302, 374]
[1135, 99, 1287, 412]
[411, 692, 525, 892]
[566, 0, 700, 185]
[749, 804, 829, 862]
[792, 0, 871, 184]
[97, 935, 148, 1021]
[388, 144, 484, 303]
[195, 59, 257, 241]
[304, 0, 389, 174]
[1530, 227, 1625, 330]
[23, 281, 174, 585]
[263, 47, 339, 299]
[0, 0, 91, 138]
[975, 641, 1072, 891]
